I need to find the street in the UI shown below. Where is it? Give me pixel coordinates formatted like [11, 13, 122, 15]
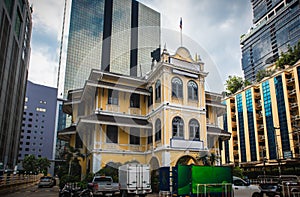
[1, 185, 59, 197]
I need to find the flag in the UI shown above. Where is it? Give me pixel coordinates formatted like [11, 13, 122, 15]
[180, 17, 182, 29]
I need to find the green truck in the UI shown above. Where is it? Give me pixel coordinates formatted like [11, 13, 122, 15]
[159, 165, 233, 197]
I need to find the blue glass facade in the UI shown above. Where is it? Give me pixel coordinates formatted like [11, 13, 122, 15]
[246, 89, 257, 161]
[223, 114, 230, 163]
[274, 76, 290, 155]
[252, 0, 283, 23]
[262, 81, 277, 160]
[64, 0, 160, 97]
[241, 0, 300, 81]
[237, 94, 247, 162]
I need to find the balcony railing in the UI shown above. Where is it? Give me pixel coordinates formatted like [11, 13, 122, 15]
[170, 138, 204, 150]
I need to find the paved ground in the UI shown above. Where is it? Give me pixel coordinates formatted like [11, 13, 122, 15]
[1, 184, 59, 197]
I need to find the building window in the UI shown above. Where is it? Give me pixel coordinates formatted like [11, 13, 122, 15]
[189, 119, 199, 140]
[188, 80, 198, 100]
[155, 119, 161, 141]
[36, 107, 46, 112]
[108, 89, 119, 105]
[148, 87, 153, 107]
[130, 93, 140, 108]
[172, 77, 183, 98]
[172, 116, 184, 138]
[155, 80, 161, 101]
[75, 133, 83, 148]
[130, 128, 140, 145]
[106, 125, 118, 143]
[147, 129, 153, 144]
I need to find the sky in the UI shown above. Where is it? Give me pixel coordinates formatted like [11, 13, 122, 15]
[28, 0, 253, 93]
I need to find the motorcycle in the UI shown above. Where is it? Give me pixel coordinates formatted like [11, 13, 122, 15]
[59, 183, 93, 197]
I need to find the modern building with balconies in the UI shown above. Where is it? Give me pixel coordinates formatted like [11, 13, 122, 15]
[58, 47, 230, 176]
[240, 0, 300, 82]
[222, 60, 300, 170]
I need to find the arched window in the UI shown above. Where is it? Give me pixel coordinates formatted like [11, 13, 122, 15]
[148, 87, 153, 107]
[172, 116, 184, 138]
[189, 119, 199, 140]
[155, 80, 161, 101]
[172, 77, 183, 98]
[188, 80, 198, 100]
[155, 119, 161, 141]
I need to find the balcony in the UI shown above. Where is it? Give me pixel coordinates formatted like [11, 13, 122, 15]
[288, 89, 296, 96]
[258, 135, 265, 142]
[292, 115, 300, 121]
[170, 138, 204, 150]
[290, 103, 298, 109]
[106, 104, 120, 113]
[258, 125, 264, 131]
[128, 108, 141, 115]
[287, 77, 295, 84]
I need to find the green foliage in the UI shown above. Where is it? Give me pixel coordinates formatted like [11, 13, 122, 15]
[232, 166, 243, 178]
[23, 155, 38, 173]
[196, 153, 220, 166]
[256, 68, 275, 82]
[37, 157, 51, 175]
[23, 155, 50, 175]
[96, 162, 122, 182]
[276, 41, 300, 68]
[225, 76, 251, 95]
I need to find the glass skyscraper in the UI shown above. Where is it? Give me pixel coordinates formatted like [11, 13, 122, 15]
[63, 0, 160, 97]
[0, 0, 32, 169]
[240, 0, 300, 81]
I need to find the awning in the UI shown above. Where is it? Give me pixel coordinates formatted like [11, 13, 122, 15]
[86, 80, 150, 96]
[79, 114, 152, 129]
[57, 125, 76, 140]
[207, 126, 231, 140]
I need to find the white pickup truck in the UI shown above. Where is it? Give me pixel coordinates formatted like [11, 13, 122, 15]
[233, 176, 262, 197]
[92, 176, 120, 196]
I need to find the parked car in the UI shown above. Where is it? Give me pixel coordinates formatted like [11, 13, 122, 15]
[38, 176, 55, 188]
[233, 176, 262, 197]
[92, 176, 120, 196]
[258, 175, 300, 197]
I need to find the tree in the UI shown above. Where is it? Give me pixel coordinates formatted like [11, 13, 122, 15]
[276, 41, 300, 68]
[63, 146, 84, 176]
[256, 68, 275, 82]
[23, 155, 38, 173]
[225, 76, 250, 95]
[37, 157, 51, 175]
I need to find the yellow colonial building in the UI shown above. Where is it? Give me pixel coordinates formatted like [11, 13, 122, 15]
[222, 61, 300, 170]
[59, 47, 229, 175]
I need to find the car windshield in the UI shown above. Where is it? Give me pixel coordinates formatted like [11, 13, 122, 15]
[40, 177, 51, 182]
[94, 177, 111, 182]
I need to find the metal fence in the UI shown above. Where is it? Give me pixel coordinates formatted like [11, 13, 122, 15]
[196, 183, 232, 197]
[0, 174, 42, 192]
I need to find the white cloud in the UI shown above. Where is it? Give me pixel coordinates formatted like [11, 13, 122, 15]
[28, 47, 57, 88]
[29, 0, 64, 39]
[28, 0, 253, 92]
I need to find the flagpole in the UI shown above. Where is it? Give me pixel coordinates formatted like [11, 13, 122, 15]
[180, 28, 182, 46]
[180, 17, 182, 46]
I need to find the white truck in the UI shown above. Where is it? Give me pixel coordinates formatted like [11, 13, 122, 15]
[118, 164, 152, 197]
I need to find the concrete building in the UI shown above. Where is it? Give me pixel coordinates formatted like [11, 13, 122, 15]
[222, 61, 300, 170]
[19, 81, 57, 175]
[59, 47, 229, 176]
[240, 0, 300, 81]
[0, 0, 32, 169]
[63, 0, 161, 98]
